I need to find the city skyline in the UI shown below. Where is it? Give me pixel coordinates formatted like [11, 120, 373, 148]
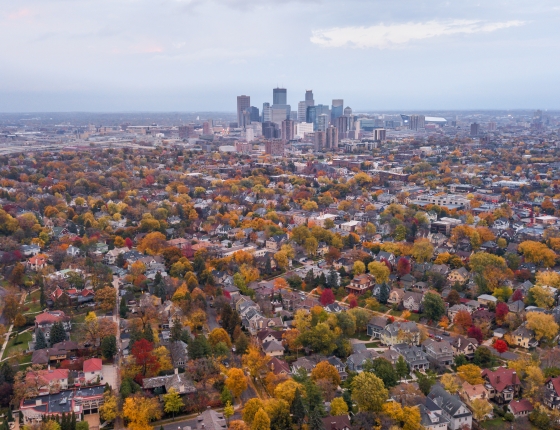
[1, 0, 560, 112]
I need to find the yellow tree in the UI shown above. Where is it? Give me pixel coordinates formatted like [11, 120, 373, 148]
[368, 261, 390, 283]
[330, 397, 349, 416]
[402, 406, 422, 430]
[242, 346, 268, 381]
[153, 346, 173, 372]
[163, 387, 183, 418]
[440, 374, 460, 393]
[536, 271, 560, 288]
[251, 408, 271, 430]
[412, 238, 434, 263]
[225, 367, 248, 401]
[471, 398, 492, 421]
[311, 361, 341, 387]
[526, 311, 559, 340]
[518, 240, 557, 267]
[123, 394, 162, 430]
[99, 391, 118, 423]
[529, 285, 556, 309]
[353, 261, 365, 275]
[208, 328, 232, 348]
[273, 251, 289, 271]
[96, 286, 116, 312]
[457, 364, 484, 385]
[137, 232, 167, 255]
[242, 398, 265, 425]
[273, 379, 304, 405]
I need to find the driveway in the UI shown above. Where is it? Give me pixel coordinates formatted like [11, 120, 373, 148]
[102, 364, 118, 390]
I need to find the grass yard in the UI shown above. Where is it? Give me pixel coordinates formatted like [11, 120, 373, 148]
[2, 330, 32, 360]
[406, 313, 422, 322]
[389, 310, 402, 317]
[364, 342, 380, 348]
[23, 289, 44, 314]
[351, 332, 371, 341]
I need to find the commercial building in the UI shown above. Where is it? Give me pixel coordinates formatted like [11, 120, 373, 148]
[273, 87, 287, 105]
[281, 119, 295, 141]
[470, 123, 480, 137]
[331, 99, 344, 121]
[236, 95, 250, 127]
[326, 126, 339, 149]
[265, 140, 285, 156]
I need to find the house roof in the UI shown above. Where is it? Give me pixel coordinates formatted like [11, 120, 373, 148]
[482, 367, 520, 392]
[83, 358, 102, 373]
[509, 399, 534, 414]
[322, 415, 350, 430]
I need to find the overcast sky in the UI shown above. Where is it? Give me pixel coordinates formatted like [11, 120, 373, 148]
[1, 0, 559, 112]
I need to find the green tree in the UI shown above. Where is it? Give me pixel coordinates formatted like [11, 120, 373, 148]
[224, 401, 234, 424]
[35, 329, 47, 350]
[170, 318, 182, 342]
[190, 335, 211, 359]
[49, 321, 66, 345]
[364, 358, 398, 388]
[417, 371, 437, 395]
[119, 296, 128, 318]
[395, 355, 409, 380]
[379, 283, 390, 304]
[423, 292, 446, 322]
[101, 335, 117, 359]
[290, 388, 306, 429]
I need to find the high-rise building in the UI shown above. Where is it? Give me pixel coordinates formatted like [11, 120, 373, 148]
[297, 101, 307, 122]
[265, 140, 285, 156]
[281, 119, 295, 142]
[178, 125, 195, 139]
[202, 121, 211, 135]
[488, 122, 496, 131]
[305, 90, 314, 107]
[336, 115, 350, 137]
[271, 108, 289, 126]
[326, 126, 339, 149]
[249, 106, 260, 123]
[314, 131, 326, 151]
[262, 103, 271, 122]
[296, 122, 314, 139]
[262, 121, 280, 139]
[470, 123, 480, 137]
[237, 95, 250, 127]
[409, 115, 425, 131]
[331, 99, 344, 121]
[344, 106, 352, 116]
[374, 128, 386, 142]
[306, 106, 317, 128]
[273, 88, 287, 105]
[317, 114, 329, 132]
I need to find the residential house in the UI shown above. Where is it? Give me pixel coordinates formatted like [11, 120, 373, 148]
[511, 323, 538, 349]
[346, 349, 379, 372]
[194, 409, 227, 430]
[544, 376, 560, 410]
[422, 339, 454, 368]
[461, 381, 489, 404]
[262, 340, 284, 357]
[447, 304, 472, 322]
[267, 357, 291, 377]
[266, 234, 288, 251]
[381, 321, 420, 346]
[450, 336, 478, 359]
[481, 367, 521, 404]
[367, 316, 388, 339]
[82, 358, 103, 384]
[426, 385, 473, 430]
[402, 291, 424, 312]
[508, 399, 534, 418]
[419, 404, 449, 430]
[345, 274, 375, 296]
[35, 311, 71, 343]
[168, 341, 189, 367]
[447, 268, 469, 284]
[26, 367, 69, 394]
[477, 294, 498, 307]
[392, 343, 429, 372]
[26, 254, 47, 271]
[387, 288, 405, 306]
[321, 415, 351, 430]
[142, 369, 197, 395]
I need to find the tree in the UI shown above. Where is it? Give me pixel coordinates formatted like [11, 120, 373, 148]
[264, 398, 291, 430]
[417, 371, 437, 395]
[353, 261, 365, 275]
[453, 310, 473, 332]
[395, 355, 409, 380]
[274, 379, 304, 405]
[35, 329, 47, 350]
[208, 328, 232, 348]
[290, 388, 306, 428]
[368, 261, 390, 283]
[99, 391, 118, 422]
[528, 285, 556, 309]
[423, 292, 446, 322]
[402, 406, 422, 430]
[251, 408, 271, 430]
[131, 339, 160, 378]
[320, 288, 335, 306]
[526, 311, 559, 341]
[326, 266, 339, 288]
[457, 364, 484, 385]
[329, 397, 348, 416]
[137, 232, 167, 255]
[119, 296, 128, 318]
[101, 335, 117, 359]
[224, 401, 235, 424]
[311, 361, 341, 387]
[50, 321, 67, 344]
[2, 293, 20, 324]
[96, 286, 116, 312]
[467, 326, 483, 344]
[440, 374, 460, 393]
[243, 346, 268, 381]
[225, 367, 248, 401]
[235, 332, 249, 355]
[350, 372, 388, 412]
[471, 398, 492, 421]
[447, 290, 461, 307]
[518, 241, 556, 267]
[397, 258, 411, 276]
[190, 335, 211, 359]
[348, 308, 369, 332]
[379, 282, 390, 304]
[412, 238, 434, 263]
[243, 398, 265, 425]
[163, 388, 183, 418]
[495, 302, 509, 324]
[365, 357, 398, 388]
[493, 339, 508, 353]
[9, 263, 25, 286]
[122, 394, 162, 430]
[526, 365, 545, 398]
[170, 318, 182, 342]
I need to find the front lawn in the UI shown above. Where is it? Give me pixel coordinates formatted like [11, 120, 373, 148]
[23, 290, 43, 314]
[2, 330, 33, 360]
[364, 342, 380, 348]
[351, 332, 371, 341]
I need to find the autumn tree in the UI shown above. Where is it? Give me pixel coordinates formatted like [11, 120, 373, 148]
[252, 408, 271, 430]
[412, 238, 434, 263]
[242, 346, 268, 381]
[311, 361, 341, 387]
[137, 232, 167, 255]
[440, 374, 460, 393]
[368, 261, 390, 283]
[423, 292, 446, 322]
[518, 241, 556, 267]
[353, 260, 365, 275]
[163, 387, 183, 418]
[131, 339, 160, 378]
[457, 364, 484, 385]
[528, 285, 555, 309]
[225, 367, 248, 401]
[123, 394, 162, 430]
[526, 311, 559, 341]
[208, 328, 232, 348]
[320, 288, 335, 306]
[99, 391, 118, 423]
[243, 398, 265, 425]
[471, 398, 492, 421]
[351, 372, 388, 412]
[453, 310, 473, 333]
[96, 286, 116, 312]
[330, 397, 348, 416]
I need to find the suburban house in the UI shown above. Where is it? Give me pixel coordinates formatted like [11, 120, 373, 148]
[402, 291, 424, 312]
[381, 321, 420, 346]
[321, 415, 351, 430]
[367, 316, 388, 339]
[544, 376, 560, 410]
[391, 344, 429, 372]
[142, 369, 197, 395]
[266, 234, 288, 251]
[481, 367, 521, 404]
[511, 324, 538, 349]
[387, 288, 405, 305]
[82, 358, 103, 384]
[447, 267, 469, 284]
[427, 385, 473, 430]
[508, 399, 534, 418]
[346, 349, 379, 373]
[419, 403, 449, 430]
[35, 311, 72, 342]
[422, 339, 454, 368]
[345, 274, 375, 295]
[450, 336, 478, 359]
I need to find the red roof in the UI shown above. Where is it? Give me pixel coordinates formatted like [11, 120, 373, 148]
[547, 376, 560, 396]
[482, 367, 520, 393]
[83, 358, 102, 373]
[26, 368, 69, 384]
[35, 311, 66, 325]
[509, 399, 534, 414]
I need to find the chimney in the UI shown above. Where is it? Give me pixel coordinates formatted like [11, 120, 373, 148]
[174, 368, 178, 375]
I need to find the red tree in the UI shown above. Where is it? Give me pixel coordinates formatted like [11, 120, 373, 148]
[511, 289, 523, 302]
[454, 310, 473, 331]
[125, 237, 134, 249]
[493, 339, 508, 353]
[467, 326, 484, 344]
[495, 302, 509, 323]
[320, 288, 335, 306]
[397, 258, 411, 276]
[348, 294, 358, 309]
[381, 258, 392, 272]
[131, 339, 159, 381]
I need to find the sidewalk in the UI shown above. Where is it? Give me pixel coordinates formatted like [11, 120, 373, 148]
[0, 290, 28, 360]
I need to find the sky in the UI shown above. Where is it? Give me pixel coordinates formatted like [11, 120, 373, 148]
[1, 0, 559, 112]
